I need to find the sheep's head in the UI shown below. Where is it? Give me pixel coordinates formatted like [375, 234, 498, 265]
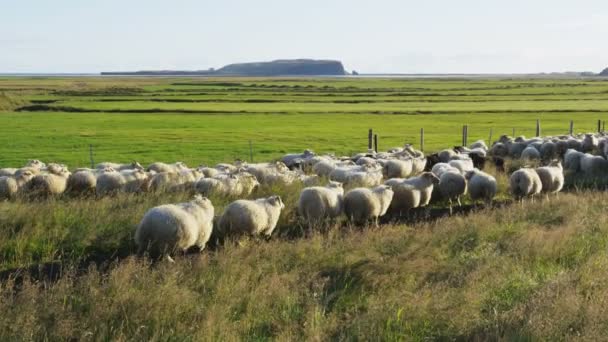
[192, 194, 212, 208]
[26, 159, 45, 169]
[274, 161, 289, 173]
[267, 195, 285, 209]
[421, 172, 440, 185]
[303, 149, 315, 157]
[464, 170, 477, 181]
[175, 162, 188, 170]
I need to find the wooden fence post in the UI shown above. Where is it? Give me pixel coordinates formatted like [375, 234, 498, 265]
[420, 128, 424, 152]
[536, 119, 540, 137]
[598, 120, 602, 133]
[569, 120, 574, 135]
[89, 144, 94, 169]
[368, 129, 373, 150]
[488, 128, 493, 145]
[373, 134, 378, 153]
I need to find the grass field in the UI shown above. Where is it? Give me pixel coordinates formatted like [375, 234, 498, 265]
[1, 77, 608, 167]
[2, 76, 608, 340]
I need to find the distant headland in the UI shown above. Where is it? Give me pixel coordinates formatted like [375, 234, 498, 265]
[101, 59, 348, 76]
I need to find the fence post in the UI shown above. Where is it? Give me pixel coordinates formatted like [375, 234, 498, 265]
[465, 125, 469, 146]
[373, 134, 378, 153]
[368, 129, 373, 150]
[420, 128, 424, 152]
[462, 125, 465, 146]
[536, 119, 541, 137]
[248, 140, 253, 163]
[488, 128, 493, 145]
[603, 121, 606, 133]
[512, 128, 515, 137]
[89, 144, 94, 169]
[569, 120, 574, 135]
[598, 120, 602, 133]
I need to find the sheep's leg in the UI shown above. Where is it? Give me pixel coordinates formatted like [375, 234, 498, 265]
[448, 199, 453, 216]
[457, 197, 462, 207]
[165, 254, 176, 263]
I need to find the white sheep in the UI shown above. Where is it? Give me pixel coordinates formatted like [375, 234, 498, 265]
[96, 170, 127, 196]
[382, 159, 413, 179]
[470, 140, 488, 150]
[520, 146, 541, 162]
[0, 169, 35, 200]
[536, 161, 564, 197]
[281, 149, 315, 168]
[121, 169, 152, 193]
[384, 181, 421, 216]
[464, 169, 497, 205]
[438, 170, 467, 214]
[343, 185, 394, 226]
[510, 168, 542, 202]
[580, 153, 608, 178]
[401, 172, 440, 207]
[582, 134, 598, 153]
[218, 195, 285, 237]
[135, 195, 214, 261]
[194, 171, 259, 197]
[66, 169, 100, 195]
[298, 181, 344, 228]
[146, 162, 188, 174]
[96, 161, 142, 171]
[448, 158, 474, 175]
[25, 164, 70, 197]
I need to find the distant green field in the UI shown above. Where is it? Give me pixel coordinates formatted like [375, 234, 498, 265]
[1, 77, 608, 167]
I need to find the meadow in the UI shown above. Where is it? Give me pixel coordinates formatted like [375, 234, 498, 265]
[2, 76, 608, 340]
[1, 77, 608, 167]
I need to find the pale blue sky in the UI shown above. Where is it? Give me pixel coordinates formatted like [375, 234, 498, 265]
[1, 0, 607, 73]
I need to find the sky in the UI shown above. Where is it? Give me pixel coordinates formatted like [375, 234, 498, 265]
[1, 0, 607, 74]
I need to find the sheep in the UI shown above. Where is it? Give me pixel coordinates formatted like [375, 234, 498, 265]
[194, 171, 259, 197]
[355, 156, 378, 167]
[509, 142, 527, 158]
[536, 161, 564, 198]
[146, 162, 188, 174]
[382, 159, 413, 179]
[0, 170, 35, 200]
[135, 195, 214, 261]
[344, 169, 383, 187]
[24, 164, 71, 197]
[438, 149, 458, 163]
[564, 149, 584, 173]
[96, 170, 127, 196]
[580, 153, 608, 178]
[470, 140, 488, 150]
[297, 182, 344, 229]
[438, 170, 467, 214]
[520, 146, 541, 162]
[343, 185, 394, 226]
[464, 169, 497, 205]
[582, 134, 598, 153]
[218, 195, 285, 238]
[245, 162, 289, 184]
[401, 172, 440, 207]
[448, 158, 474, 175]
[281, 149, 315, 169]
[121, 169, 152, 193]
[149, 169, 200, 193]
[489, 142, 509, 158]
[411, 156, 427, 175]
[96, 161, 142, 171]
[66, 169, 100, 195]
[510, 168, 542, 202]
[384, 181, 421, 216]
[431, 163, 455, 177]
[0, 168, 18, 177]
[540, 142, 558, 162]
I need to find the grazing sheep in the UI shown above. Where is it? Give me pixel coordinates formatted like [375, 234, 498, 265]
[448, 158, 474, 175]
[431, 163, 456, 177]
[297, 182, 344, 228]
[194, 171, 259, 197]
[470, 140, 488, 150]
[245, 162, 289, 184]
[96, 161, 142, 171]
[564, 149, 585, 173]
[464, 169, 497, 205]
[520, 146, 541, 162]
[25, 164, 70, 197]
[384, 181, 420, 216]
[580, 153, 608, 178]
[198, 166, 221, 178]
[582, 134, 598, 153]
[218, 196, 285, 237]
[382, 159, 413, 179]
[401, 172, 440, 207]
[146, 162, 188, 174]
[344, 169, 383, 187]
[510, 168, 542, 202]
[312, 160, 338, 177]
[96, 170, 127, 196]
[438, 170, 467, 214]
[438, 149, 458, 163]
[536, 161, 564, 197]
[66, 169, 100, 195]
[343, 185, 394, 226]
[281, 150, 315, 169]
[149, 169, 200, 193]
[135, 195, 214, 261]
[121, 169, 152, 193]
[0, 170, 35, 200]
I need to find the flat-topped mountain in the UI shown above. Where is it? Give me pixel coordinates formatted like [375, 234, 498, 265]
[101, 59, 347, 76]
